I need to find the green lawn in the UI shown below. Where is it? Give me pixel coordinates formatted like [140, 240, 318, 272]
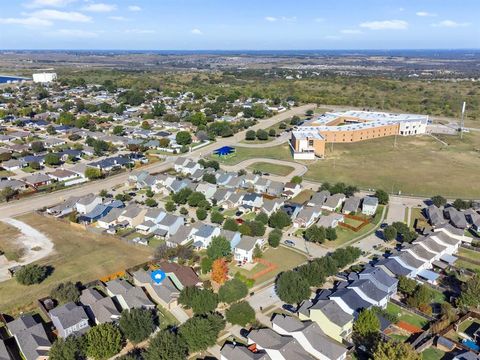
[456, 259, 480, 273]
[389, 334, 409, 343]
[229, 246, 307, 284]
[386, 302, 430, 329]
[421, 347, 445, 360]
[241, 212, 257, 221]
[291, 189, 315, 205]
[210, 144, 293, 166]
[458, 248, 480, 262]
[324, 205, 385, 248]
[247, 162, 295, 176]
[240, 138, 275, 145]
[303, 133, 480, 198]
[0, 170, 15, 177]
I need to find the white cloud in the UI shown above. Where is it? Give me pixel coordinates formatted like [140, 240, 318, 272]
[24, 0, 76, 8]
[432, 20, 470, 28]
[51, 28, 98, 38]
[0, 16, 52, 27]
[29, 9, 92, 22]
[191, 28, 203, 35]
[416, 11, 437, 17]
[128, 5, 141, 12]
[265, 16, 277, 22]
[124, 28, 155, 34]
[83, 3, 117, 13]
[108, 16, 127, 21]
[360, 19, 408, 30]
[340, 29, 362, 34]
[265, 16, 296, 23]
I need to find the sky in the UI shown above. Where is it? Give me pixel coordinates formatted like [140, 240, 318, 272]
[0, 0, 478, 50]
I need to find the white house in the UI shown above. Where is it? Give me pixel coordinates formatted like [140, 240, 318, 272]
[234, 236, 264, 264]
[362, 197, 379, 216]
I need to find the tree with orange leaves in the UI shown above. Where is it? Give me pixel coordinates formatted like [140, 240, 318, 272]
[211, 258, 228, 284]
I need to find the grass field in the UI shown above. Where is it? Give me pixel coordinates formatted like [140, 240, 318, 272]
[0, 170, 15, 178]
[0, 222, 23, 261]
[421, 347, 445, 360]
[229, 246, 307, 284]
[456, 259, 480, 273]
[0, 213, 152, 315]
[458, 248, 480, 262]
[247, 162, 295, 176]
[210, 144, 292, 166]
[303, 133, 480, 198]
[386, 302, 430, 329]
[291, 189, 315, 205]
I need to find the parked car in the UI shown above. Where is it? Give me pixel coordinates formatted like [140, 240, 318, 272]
[282, 304, 297, 313]
[235, 210, 243, 216]
[263, 173, 270, 176]
[284, 240, 295, 247]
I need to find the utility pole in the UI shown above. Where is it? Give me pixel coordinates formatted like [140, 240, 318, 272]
[460, 101, 466, 140]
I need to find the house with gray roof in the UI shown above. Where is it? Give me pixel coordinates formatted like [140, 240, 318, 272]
[316, 213, 344, 229]
[294, 206, 322, 229]
[80, 288, 121, 325]
[329, 288, 373, 316]
[0, 340, 13, 360]
[308, 190, 330, 207]
[266, 181, 284, 197]
[271, 314, 347, 360]
[212, 188, 232, 205]
[105, 279, 155, 311]
[196, 182, 218, 199]
[342, 196, 361, 214]
[46, 195, 81, 217]
[358, 266, 397, 295]
[7, 315, 51, 360]
[426, 205, 446, 227]
[253, 178, 271, 194]
[220, 342, 270, 360]
[261, 198, 284, 216]
[156, 214, 184, 238]
[362, 196, 379, 215]
[322, 193, 345, 212]
[348, 279, 389, 308]
[166, 225, 195, 247]
[444, 207, 468, 229]
[192, 223, 221, 249]
[234, 236, 264, 264]
[49, 302, 90, 338]
[220, 229, 242, 250]
[132, 269, 180, 310]
[75, 193, 102, 214]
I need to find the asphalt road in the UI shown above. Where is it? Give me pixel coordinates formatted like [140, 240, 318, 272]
[0, 104, 316, 219]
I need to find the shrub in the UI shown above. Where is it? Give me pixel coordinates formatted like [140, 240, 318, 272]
[16, 264, 49, 285]
[51, 282, 81, 303]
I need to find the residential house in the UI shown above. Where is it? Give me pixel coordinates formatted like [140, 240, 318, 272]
[426, 205, 446, 227]
[47, 169, 78, 182]
[166, 225, 195, 247]
[75, 193, 102, 214]
[322, 194, 345, 212]
[196, 182, 218, 200]
[242, 193, 264, 210]
[266, 180, 284, 197]
[362, 197, 379, 216]
[220, 229, 242, 250]
[78, 204, 112, 224]
[22, 174, 51, 188]
[191, 223, 221, 249]
[317, 213, 344, 229]
[234, 236, 264, 264]
[283, 182, 302, 198]
[49, 302, 90, 338]
[342, 197, 361, 214]
[97, 207, 124, 229]
[444, 207, 468, 229]
[46, 196, 81, 217]
[7, 315, 51, 360]
[224, 192, 244, 209]
[132, 269, 180, 310]
[105, 279, 156, 310]
[1, 159, 23, 171]
[261, 198, 284, 216]
[212, 188, 233, 206]
[158, 261, 202, 290]
[294, 206, 322, 228]
[254, 178, 271, 194]
[117, 205, 147, 227]
[80, 288, 121, 324]
[136, 208, 166, 234]
[155, 214, 184, 238]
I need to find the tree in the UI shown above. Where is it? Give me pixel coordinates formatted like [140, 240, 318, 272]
[176, 131, 192, 146]
[119, 308, 155, 344]
[223, 218, 239, 231]
[373, 340, 421, 360]
[144, 330, 188, 360]
[172, 188, 192, 204]
[179, 287, 218, 314]
[44, 153, 60, 166]
[453, 198, 470, 210]
[85, 323, 123, 360]
[431, 195, 447, 208]
[306, 109, 314, 117]
[145, 198, 158, 207]
[268, 128, 276, 137]
[291, 176, 302, 184]
[113, 126, 124, 135]
[51, 282, 80, 303]
[187, 192, 205, 207]
[165, 201, 176, 212]
[141, 120, 151, 130]
[253, 244, 262, 259]
[219, 278, 248, 304]
[275, 271, 310, 304]
[179, 314, 225, 353]
[211, 211, 224, 224]
[179, 207, 188, 215]
[255, 212, 269, 225]
[212, 258, 228, 284]
[398, 276, 417, 295]
[268, 210, 292, 229]
[256, 129, 268, 140]
[374, 189, 389, 205]
[201, 257, 213, 274]
[305, 225, 326, 243]
[30, 161, 41, 170]
[159, 138, 170, 148]
[353, 308, 380, 346]
[458, 275, 480, 308]
[16, 264, 49, 285]
[245, 130, 256, 140]
[207, 236, 231, 260]
[85, 167, 102, 180]
[406, 284, 435, 309]
[196, 208, 207, 220]
[325, 227, 337, 241]
[297, 262, 326, 287]
[0, 187, 18, 202]
[226, 301, 255, 326]
[268, 229, 282, 248]
[202, 173, 217, 184]
[49, 336, 85, 360]
[383, 225, 397, 241]
[31, 141, 45, 153]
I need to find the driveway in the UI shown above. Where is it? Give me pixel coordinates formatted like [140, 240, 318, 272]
[170, 306, 189, 324]
[385, 202, 406, 225]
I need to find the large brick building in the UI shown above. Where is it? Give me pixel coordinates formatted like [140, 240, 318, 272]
[290, 110, 428, 159]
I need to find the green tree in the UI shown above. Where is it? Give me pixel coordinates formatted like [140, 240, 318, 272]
[275, 271, 310, 304]
[453, 198, 470, 210]
[268, 128, 276, 137]
[268, 229, 282, 248]
[373, 340, 421, 360]
[430, 195, 447, 208]
[255, 212, 269, 225]
[374, 189, 389, 205]
[226, 301, 255, 326]
[0, 187, 18, 202]
[113, 126, 124, 135]
[211, 211, 224, 224]
[144, 330, 188, 360]
[85, 167, 102, 180]
[325, 227, 337, 241]
[176, 131, 192, 146]
[31, 141, 45, 153]
[398, 276, 417, 295]
[141, 121, 151, 130]
[51, 281, 80, 303]
[196, 208, 207, 220]
[49, 336, 85, 360]
[458, 275, 480, 308]
[178, 287, 218, 314]
[268, 210, 292, 229]
[223, 218, 239, 231]
[85, 323, 123, 360]
[291, 176, 302, 184]
[165, 201, 176, 212]
[297, 262, 326, 287]
[305, 225, 326, 243]
[119, 308, 155, 344]
[172, 188, 192, 204]
[16, 264, 49, 285]
[219, 278, 248, 304]
[44, 153, 61, 166]
[207, 236, 231, 260]
[383, 225, 397, 241]
[406, 284, 435, 308]
[253, 244, 262, 259]
[201, 257, 213, 274]
[256, 129, 268, 140]
[245, 130, 256, 141]
[202, 173, 217, 184]
[353, 308, 380, 346]
[179, 314, 225, 353]
[187, 191, 205, 207]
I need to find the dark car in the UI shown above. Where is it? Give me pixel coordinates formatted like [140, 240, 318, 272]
[282, 304, 297, 313]
[380, 223, 388, 229]
[284, 240, 295, 247]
